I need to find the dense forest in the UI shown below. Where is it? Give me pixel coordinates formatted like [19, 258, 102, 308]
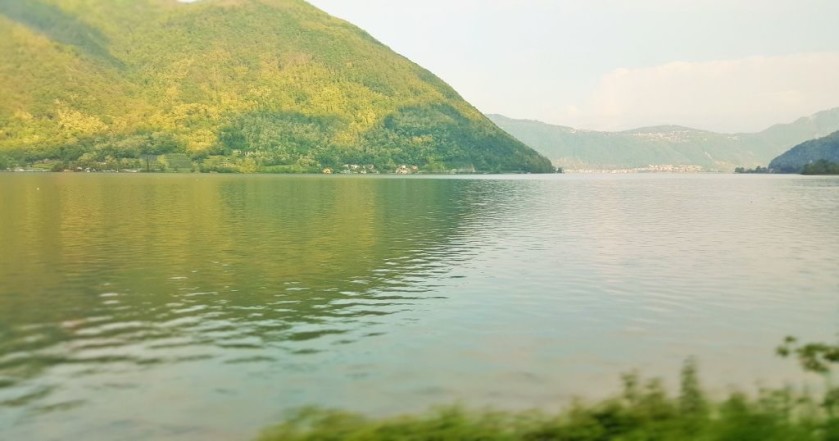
[802, 160, 839, 175]
[0, 0, 553, 173]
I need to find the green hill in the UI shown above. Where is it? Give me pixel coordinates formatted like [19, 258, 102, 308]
[769, 130, 839, 173]
[488, 109, 839, 171]
[0, 0, 552, 173]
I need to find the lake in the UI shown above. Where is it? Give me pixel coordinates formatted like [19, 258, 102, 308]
[1, 173, 837, 440]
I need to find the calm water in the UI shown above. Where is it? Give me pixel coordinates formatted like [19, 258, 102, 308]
[1, 173, 837, 440]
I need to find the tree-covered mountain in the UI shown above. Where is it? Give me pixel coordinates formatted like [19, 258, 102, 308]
[0, 0, 552, 173]
[488, 109, 839, 171]
[769, 130, 839, 173]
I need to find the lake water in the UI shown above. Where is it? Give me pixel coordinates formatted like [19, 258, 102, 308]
[1, 173, 837, 440]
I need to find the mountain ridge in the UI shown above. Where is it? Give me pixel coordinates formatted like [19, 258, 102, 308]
[488, 108, 839, 171]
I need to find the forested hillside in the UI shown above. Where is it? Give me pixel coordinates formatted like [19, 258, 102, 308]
[769, 130, 839, 173]
[0, 0, 552, 173]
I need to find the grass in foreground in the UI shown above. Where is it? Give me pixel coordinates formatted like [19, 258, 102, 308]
[259, 340, 839, 441]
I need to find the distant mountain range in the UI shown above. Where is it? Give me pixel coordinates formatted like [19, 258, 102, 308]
[488, 109, 839, 171]
[769, 130, 839, 173]
[0, 0, 552, 173]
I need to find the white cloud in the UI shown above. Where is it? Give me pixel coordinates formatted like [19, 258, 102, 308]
[563, 52, 839, 132]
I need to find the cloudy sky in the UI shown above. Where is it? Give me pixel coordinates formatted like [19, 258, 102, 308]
[307, 0, 839, 133]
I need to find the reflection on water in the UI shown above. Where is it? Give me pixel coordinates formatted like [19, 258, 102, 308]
[0, 175, 484, 439]
[0, 174, 838, 440]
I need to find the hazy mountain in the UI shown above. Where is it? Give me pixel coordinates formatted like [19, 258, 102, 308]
[0, 0, 552, 173]
[769, 130, 839, 173]
[488, 109, 839, 171]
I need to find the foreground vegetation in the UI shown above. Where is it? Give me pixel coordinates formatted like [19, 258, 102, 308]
[259, 339, 839, 440]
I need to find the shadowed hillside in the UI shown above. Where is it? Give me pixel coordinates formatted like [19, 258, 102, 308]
[769, 130, 839, 173]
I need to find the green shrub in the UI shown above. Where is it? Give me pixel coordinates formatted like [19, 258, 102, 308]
[259, 344, 839, 441]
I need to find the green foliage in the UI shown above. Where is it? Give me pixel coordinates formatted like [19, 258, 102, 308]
[0, 0, 551, 173]
[802, 160, 839, 175]
[734, 166, 771, 174]
[258, 359, 838, 441]
[777, 336, 839, 374]
[360, 104, 553, 173]
[160, 153, 193, 172]
[0, 0, 121, 66]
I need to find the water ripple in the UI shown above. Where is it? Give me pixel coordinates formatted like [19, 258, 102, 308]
[0, 174, 837, 440]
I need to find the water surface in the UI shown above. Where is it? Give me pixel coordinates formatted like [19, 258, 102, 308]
[1, 174, 837, 440]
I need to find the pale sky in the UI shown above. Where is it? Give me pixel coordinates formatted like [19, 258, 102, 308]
[307, 0, 839, 133]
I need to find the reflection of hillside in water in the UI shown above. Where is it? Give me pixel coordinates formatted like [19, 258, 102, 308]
[0, 175, 494, 408]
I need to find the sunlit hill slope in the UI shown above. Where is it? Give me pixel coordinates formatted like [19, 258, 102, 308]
[0, 0, 553, 173]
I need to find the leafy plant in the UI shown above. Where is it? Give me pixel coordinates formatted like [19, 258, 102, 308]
[777, 336, 839, 374]
[257, 356, 839, 441]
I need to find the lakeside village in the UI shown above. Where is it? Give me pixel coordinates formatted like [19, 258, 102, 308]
[4, 162, 719, 174]
[564, 164, 706, 173]
[3, 153, 719, 175]
[2, 152, 558, 175]
[321, 164, 421, 175]
[4, 163, 423, 175]
[1, 159, 472, 175]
